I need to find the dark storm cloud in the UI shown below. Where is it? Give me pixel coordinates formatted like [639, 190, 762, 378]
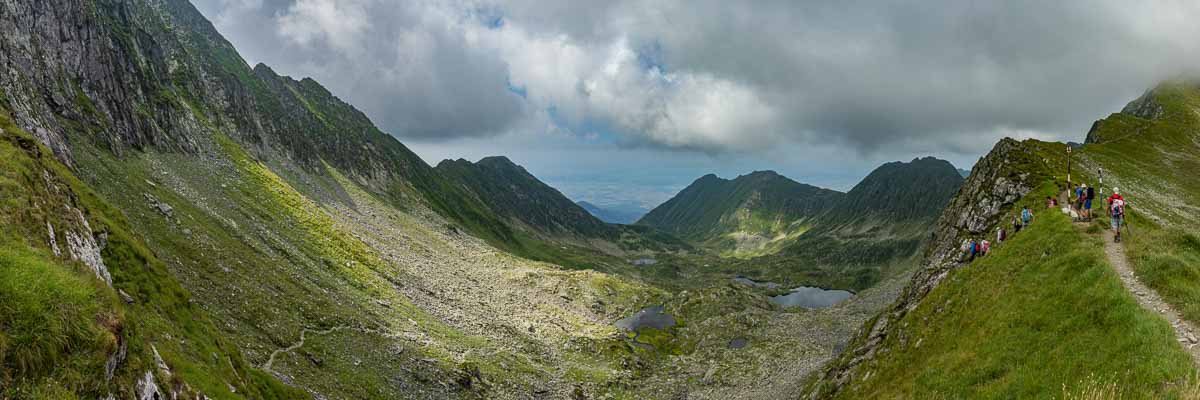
[192, 0, 1200, 153]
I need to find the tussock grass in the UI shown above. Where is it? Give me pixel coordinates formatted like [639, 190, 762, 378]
[0, 107, 305, 398]
[0, 244, 116, 391]
[836, 211, 1194, 399]
[1081, 80, 1200, 330]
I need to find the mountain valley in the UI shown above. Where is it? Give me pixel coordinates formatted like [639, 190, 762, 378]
[1, 1, 1199, 399]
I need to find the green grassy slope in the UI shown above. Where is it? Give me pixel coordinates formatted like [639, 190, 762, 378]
[805, 134, 1200, 398]
[68, 127, 506, 397]
[0, 109, 302, 398]
[1080, 80, 1200, 328]
[638, 171, 844, 244]
[830, 211, 1193, 399]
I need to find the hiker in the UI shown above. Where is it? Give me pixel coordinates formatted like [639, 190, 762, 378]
[1080, 182, 1089, 210]
[1084, 184, 1095, 220]
[960, 239, 971, 260]
[997, 226, 1006, 243]
[1107, 188, 1126, 243]
[1046, 196, 1054, 208]
[981, 239, 991, 256]
[968, 238, 978, 261]
[1013, 216, 1022, 233]
[1022, 206, 1033, 226]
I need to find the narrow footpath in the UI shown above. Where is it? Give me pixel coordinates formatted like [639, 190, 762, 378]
[263, 325, 353, 373]
[1096, 225, 1200, 365]
[1062, 189, 1200, 366]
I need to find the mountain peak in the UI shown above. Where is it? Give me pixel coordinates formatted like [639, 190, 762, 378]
[744, 170, 781, 177]
[639, 169, 843, 240]
[832, 156, 964, 221]
[435, 155, 611, 238]
[477, 155, 518, 168]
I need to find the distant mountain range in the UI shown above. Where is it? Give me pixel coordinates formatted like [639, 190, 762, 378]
[576, 201, 647, 224]
[639, 157, 964, 258]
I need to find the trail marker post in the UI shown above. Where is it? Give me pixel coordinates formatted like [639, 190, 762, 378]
[1066, 145, 1072, 190]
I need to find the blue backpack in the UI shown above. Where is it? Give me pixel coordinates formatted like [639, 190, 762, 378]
[1022, 208, 1032, 223]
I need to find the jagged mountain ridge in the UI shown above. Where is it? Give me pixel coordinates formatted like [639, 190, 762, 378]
[640, 159, 963, 258]
[0, 0, 678, 397]
[0, 0, 641, 263]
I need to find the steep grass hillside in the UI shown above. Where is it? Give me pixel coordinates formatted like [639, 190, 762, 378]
[0, 108, 302, 398]
[808, 84, 1200, 398]
[822, 211, 1193, 399]
[0, 0, 702, 397]
[1080, 80, 1200, 333]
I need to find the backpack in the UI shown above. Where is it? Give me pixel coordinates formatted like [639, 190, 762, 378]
[1022, 208, 1032, 222]
[1112, 199, 1125, 217]
[1087, 187, 1095, 200]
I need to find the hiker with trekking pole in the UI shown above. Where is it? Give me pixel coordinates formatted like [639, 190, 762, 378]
[1107, 188, 1127, 243]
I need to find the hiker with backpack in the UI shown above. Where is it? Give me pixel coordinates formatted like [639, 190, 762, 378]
[1013, 216, 1022, 233]
[981, 239, 991, 256]
[997, 226, 1006, 243]
[1080, 182, 1089, 210]
[1084, 184, 1095, 220]
[1108, 188, 1126, 243]
[968, 238, 978, 261]
[1022, 206, 1033, 226]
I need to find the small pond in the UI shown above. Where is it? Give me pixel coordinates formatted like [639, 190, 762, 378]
[730, 276, 782, 289]
[769, 286, 854, 308]
[615, 306, 677, 350]
[615, 305, 676, 331]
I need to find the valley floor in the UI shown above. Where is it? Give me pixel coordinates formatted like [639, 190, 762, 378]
[645, 269, 913, 399]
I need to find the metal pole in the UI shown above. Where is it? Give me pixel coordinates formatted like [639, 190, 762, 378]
[1070, 144, 1080, 189]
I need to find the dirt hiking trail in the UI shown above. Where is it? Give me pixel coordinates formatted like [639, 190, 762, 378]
[1098, 227, 1200, 366]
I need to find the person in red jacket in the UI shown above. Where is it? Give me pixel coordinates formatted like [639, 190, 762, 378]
[1107, 188, 1126, 243]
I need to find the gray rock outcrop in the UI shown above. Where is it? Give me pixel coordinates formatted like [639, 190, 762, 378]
[806, 138, 1040, 398]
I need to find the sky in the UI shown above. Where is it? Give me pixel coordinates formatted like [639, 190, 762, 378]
[191, 0, 1200, 211]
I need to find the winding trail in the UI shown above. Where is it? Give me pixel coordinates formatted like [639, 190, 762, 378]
[1062, 189, 1200, 365]
[1096, 226, 1200, 365]
[263, 326, 353, 373]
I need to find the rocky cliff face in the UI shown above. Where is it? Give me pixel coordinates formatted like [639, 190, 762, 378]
[0, 0, 608, 266]
[805, 138, 1059, 397]
[0, 0, 438, 188]
[0, 1, 684, 397]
